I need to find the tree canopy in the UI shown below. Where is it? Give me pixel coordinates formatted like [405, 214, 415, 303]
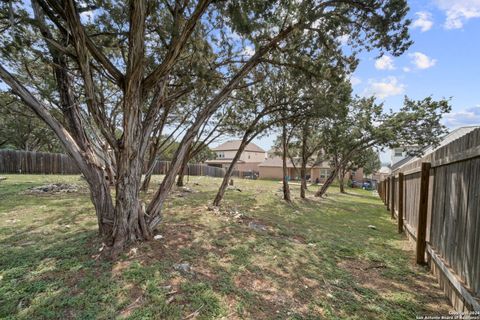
[0, 0, 414, 256]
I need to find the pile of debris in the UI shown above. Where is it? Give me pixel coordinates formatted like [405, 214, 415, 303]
[207, 205, 245, 220]
[175, 186, 197, 197]
[26, 183, 79, 194]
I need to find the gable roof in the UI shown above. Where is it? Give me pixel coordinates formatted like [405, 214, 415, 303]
[212, 140, 265, 153]
[392, 126, 480, 171]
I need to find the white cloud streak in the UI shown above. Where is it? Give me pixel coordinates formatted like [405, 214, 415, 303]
[443, 106, 480, 127]
[412, 11, 434, 31]
[374, 55, 395, 70]
[410, 52, 437, 69]
[434, 0, 480, 29]
[365, 77, 405, 99]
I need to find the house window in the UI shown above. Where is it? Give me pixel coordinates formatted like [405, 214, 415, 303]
[394, 149, 403, 157]
[217, 152, 224, 159]
[320, 169, 330, 178]
[248, 153, 250, 159]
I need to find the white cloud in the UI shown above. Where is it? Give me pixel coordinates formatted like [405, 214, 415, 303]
[410, 52, 437, 69]
[403, 67, 411, 72]
[412, 11, 434, 32]
[442, 106, 480, 127]
[434, 0, 480, 29]
[365, 76, 405, 99]
[350, 76, 361, 86]
[374, 55, 395, 70]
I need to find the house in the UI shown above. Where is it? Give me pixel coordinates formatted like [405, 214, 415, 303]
[390, 146, 419, 166]
[258, 155, 369, 184]
[371, 166, 392, 182]
[205, 140, 267, 172]
[258, 156, 332, 182]
[391, 126, 480, 172]
[349, 167, 364, 183]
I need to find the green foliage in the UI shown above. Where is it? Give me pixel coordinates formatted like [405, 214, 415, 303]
[190, 143, 215, 163]
[0, 92, 62, 152]
[0, 0, 413, 161]
[362, 149, 382, 176]
[321, 96, 451, 169]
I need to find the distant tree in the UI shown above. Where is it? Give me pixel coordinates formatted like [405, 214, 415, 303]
[363, 150, 382, 177]
[176, 116, 225, 187]
[0, 94, 62, 152]
[212, 66, 319, 206]
[316, 97, 451, 197]
[337, 148, 380, 193]
[295, 81, 352, 198]
[190, 144, 215, 163]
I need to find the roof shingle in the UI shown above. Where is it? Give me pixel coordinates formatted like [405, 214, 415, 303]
[212, 140, 266, 153]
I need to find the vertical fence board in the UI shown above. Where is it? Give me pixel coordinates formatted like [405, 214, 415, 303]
[398, 173, 404, 233]
[416, 162, 431, 265]
[466, 158, 480, 293]
[455, 160, 470, 282]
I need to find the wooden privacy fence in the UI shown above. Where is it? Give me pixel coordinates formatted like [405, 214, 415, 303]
[0, 150, 230, 178]
[378, 128, 480, 311]
[0, 149, 81, 174]
[153, 161, 226, 178]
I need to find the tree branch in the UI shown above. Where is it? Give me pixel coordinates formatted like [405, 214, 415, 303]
[143, 0, 211, 90]
[0, 64, 91, 172]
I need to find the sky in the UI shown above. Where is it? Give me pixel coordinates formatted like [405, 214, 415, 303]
[250, 0, 480, 164]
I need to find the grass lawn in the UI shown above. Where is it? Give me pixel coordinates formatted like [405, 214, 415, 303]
[0, 174, 451, 319]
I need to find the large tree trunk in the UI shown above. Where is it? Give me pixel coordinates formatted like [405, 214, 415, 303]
[111, 155, 152, 256]
[338, 166, 346, 193]
[176, 151, 190, 187]
[141, 157, 157, 192]
[281, 124, 291, 202]
[84, 167, 115, 244]
[141, 143, 158, 192]
[315, 167, 339, 197]
[300, 161, 307, 199]
[300, 122, 309, 199]
[146, 126, 199, 229]
[110, 0, 149, 256]
[213, 133, 252, 206]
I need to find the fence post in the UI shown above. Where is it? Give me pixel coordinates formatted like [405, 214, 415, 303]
[377, 181, 383, 201]
[384, 180, 387, 203]
[386, 177, 390, 209]
[381, 181, 385, 203]
[398, 172, 404, 234]
[384, 179, 387, 205]
[390, 176, 395, 219]
[416, 162, 431, 265]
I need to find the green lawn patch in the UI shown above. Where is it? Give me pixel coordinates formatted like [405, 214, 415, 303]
[0, 175, 450, 319]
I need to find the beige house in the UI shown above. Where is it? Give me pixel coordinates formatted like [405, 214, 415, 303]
[205, 140, 267, 171]
[258, 156, 332, 182]
[371, 166, 391, 182]
[259, 156, 368, 184]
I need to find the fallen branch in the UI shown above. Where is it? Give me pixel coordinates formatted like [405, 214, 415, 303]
[183, 304, 204, 319]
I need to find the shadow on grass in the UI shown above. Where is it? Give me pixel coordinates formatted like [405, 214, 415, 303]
[0, 176, 451, 319]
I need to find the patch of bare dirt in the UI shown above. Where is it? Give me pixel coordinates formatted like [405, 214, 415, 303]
[338, 259, 452, 314]
[117, 284, 145, 318]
